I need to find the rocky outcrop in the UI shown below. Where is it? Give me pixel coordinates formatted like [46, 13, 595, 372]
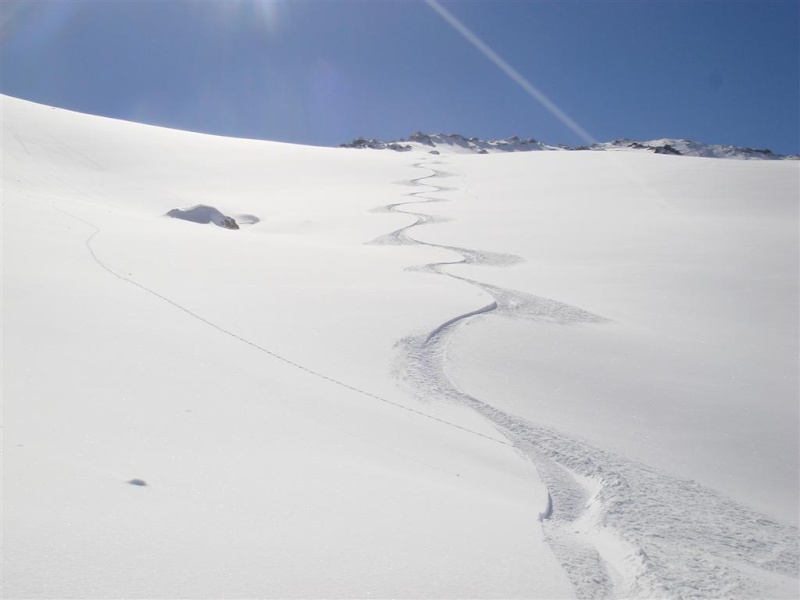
[166, 205, 241, 229]
[341, 133, 795, 160]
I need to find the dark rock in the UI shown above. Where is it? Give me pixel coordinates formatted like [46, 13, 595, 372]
[653, 144, 682, 156]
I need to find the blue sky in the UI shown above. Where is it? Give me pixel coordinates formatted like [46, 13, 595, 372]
[2, 0, 798, 154]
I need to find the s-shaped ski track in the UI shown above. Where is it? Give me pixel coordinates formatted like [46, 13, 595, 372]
[373, 158, 800, 600]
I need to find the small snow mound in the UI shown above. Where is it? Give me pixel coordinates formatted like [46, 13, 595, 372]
[234, 213, 260, 226]
[166, 205, 240, 229]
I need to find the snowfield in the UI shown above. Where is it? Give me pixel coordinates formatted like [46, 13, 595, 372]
[2, 95, 798, 599]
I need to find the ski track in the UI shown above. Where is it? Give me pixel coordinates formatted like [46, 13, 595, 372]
[376, 159, 800, 599]
[20, 145, 800, 599]
[31, 156, 512, 454]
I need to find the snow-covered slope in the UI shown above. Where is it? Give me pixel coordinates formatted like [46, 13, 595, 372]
[3, 95, 798, 599]
[342, 132, 797, 159]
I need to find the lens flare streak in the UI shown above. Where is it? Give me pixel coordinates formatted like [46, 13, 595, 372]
[424, 0, 596, 145]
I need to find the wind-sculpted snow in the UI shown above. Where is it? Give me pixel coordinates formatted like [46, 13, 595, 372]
[380, 160, 800, 599]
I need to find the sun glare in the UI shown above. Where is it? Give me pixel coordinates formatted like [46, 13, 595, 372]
[213, 0, 279, 35]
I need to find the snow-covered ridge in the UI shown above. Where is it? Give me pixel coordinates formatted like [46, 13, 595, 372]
[593, 138, 797, 160]
[341, 132, 563, 154]
[341, 132, 798, 160]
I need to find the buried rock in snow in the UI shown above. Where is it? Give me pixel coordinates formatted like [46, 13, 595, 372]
[166, 204, 240, 229]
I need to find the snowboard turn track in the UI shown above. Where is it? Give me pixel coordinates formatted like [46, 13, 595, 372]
[375, 159, 799, 599]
